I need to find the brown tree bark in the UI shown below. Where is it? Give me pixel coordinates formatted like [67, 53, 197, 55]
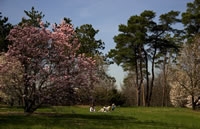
[148, 47, 157, 106]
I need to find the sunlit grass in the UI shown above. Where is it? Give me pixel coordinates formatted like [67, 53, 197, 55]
[0, 106, 199, 129]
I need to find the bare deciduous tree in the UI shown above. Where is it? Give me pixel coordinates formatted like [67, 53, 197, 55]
[170, 37, 200, 110]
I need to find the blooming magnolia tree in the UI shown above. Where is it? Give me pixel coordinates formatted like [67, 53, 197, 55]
[0, 21, 97, 113]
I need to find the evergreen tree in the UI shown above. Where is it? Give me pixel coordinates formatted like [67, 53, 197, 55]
[19, 7, 49, 28]
[0, 12, 13, 52]
[76, 24, 105, 57]
[182, 0, 200, 39]
[108, 11, 154, 106]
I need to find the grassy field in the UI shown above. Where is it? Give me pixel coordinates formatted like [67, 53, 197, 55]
[0, 106, 199, 129]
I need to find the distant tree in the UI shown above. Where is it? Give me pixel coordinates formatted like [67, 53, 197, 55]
[0, 21, 97, 114]
[171, 36, 200, 110]
[19, 7, 49, 28]
[93, 55, 119, 105]
[150, 72, 172, 107]
[0, 12, 13, 52]
[76, 24, 105, 57]
[121, 72, 138, 106]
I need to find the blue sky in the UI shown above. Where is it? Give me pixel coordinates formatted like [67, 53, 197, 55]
[0, 0, 193, 87]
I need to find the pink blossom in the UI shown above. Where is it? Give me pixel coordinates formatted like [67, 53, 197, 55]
[61, 19, 66, 25]
[40, 21, 44, 28]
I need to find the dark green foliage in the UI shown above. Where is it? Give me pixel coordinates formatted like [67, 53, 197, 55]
[108, 89, 125, 106]
[63, 17, 72, 25]
[0, 12, 13, 52]
[147, 10, 181, 55]
[19, 7, 49, 28]
[93, 87, 125, 106]
[108, 10, 155, 71]
[76, 24, 105, 57]
[182, 0, 200, 39]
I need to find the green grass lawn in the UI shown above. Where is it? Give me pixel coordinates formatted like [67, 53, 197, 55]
[0, 106, 199, 129]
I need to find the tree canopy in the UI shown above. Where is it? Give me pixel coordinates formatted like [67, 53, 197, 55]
[0, 21, 97, 113]
[76, 24, 105, 57]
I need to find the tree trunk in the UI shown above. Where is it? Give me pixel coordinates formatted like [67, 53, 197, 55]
[24, 97, 42, 114]
[192, 95, 196, 110]
[144, 51, 149, 106]
[148, 47, 157, 106]
[134, 49, 140, 106]
[135, 59, 140, 106]
[139, 48, 144, 106]
[9, 98, 14, 107]
[142, 83, 145, 106]
[162, 55, 167, 107]
[23, 80, 37, 114]
[24, 99, 34, 114]
[137, 88, 141, 106]
[194, 96, 200, 108]
[23, 83, 33, 114]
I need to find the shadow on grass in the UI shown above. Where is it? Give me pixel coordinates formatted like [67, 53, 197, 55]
[34, 112, 133, 120]
[0, 113, 183, 129]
